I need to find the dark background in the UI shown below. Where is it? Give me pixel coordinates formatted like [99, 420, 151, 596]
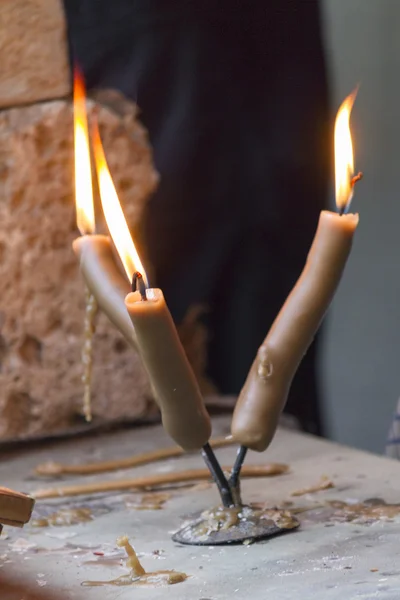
[63, 0, 330, 436]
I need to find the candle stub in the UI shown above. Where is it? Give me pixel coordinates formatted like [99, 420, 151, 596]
[231, 210, 359, 452]
[125, 289, 211, 450]
[73, 235, 137, 349]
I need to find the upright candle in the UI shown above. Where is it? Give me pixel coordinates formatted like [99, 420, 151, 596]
[92, 124, 211, 451]
[231, 91, 361, 452]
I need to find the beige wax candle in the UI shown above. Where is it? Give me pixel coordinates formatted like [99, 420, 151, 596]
[231, 89, 361, 453]
[73, 235, 137, 349]
[231, 211, 358, 451]
[88, 119, 211, 451]
[125, 289, 211, 450]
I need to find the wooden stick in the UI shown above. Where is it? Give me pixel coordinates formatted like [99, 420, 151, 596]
[32, 463, 289, 499]
[35, 435, 235, 476]
[0, 487, 35, 526]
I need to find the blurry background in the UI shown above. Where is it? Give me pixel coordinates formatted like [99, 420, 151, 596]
[321, 0, 399, 452]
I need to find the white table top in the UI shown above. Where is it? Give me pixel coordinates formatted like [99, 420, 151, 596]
[1, 415, 400, 599]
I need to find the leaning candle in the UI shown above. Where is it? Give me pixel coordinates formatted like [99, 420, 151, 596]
[92, 123, 211, 451]
[231, 90, 361, 452]
[73, 235, 136, 349]
[72, 68, 137, 351]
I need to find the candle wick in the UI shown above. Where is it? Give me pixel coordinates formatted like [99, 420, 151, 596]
[132, 271, 147, 301]
[339, 171, 363, 216]
[351, 171, 363, 188]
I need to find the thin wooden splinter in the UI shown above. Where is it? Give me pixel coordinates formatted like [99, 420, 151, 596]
[35, 435, 235, 476]
[32, 463, 289, 499]
[81, 286, 98, 422]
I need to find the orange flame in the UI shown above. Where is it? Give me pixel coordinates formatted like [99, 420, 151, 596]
[334, 89, 358, 212]
[73, 66, 95, 235]
[92, 121, 148, 286]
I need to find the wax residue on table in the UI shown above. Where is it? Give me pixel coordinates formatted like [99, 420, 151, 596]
[31, 508, 93, 528]
[291, 476, 334, 497]
[287, 497, 400, 527]
[82, 536, 187, 587]
[125, 492, 171, 511]
[193, 504, 298, 537]
[327, 498, 400, 524]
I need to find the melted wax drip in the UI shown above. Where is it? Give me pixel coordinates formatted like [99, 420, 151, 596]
[82, 536, 187, 587]
[82, 287, 97, 422]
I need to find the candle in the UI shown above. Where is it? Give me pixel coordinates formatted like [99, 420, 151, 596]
[72, 68, 137, 351]
[125, 289, 211, 450]
[231, 90, 361, 452]
[92, 123, 211, 451]
[73, 235, 137, 349]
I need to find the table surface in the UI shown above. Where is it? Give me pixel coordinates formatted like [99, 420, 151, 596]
[1, 415, 400, 600]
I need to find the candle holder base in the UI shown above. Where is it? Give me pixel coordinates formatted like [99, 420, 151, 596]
[172, 504, 299, 546]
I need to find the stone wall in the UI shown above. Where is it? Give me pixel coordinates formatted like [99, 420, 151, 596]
[0, 0, 70, 108]
[0, 93, 160, 439]
[0, 1, 211, 441]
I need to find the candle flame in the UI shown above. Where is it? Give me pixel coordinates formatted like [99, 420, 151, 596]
[334, 89, 358, 212]
[74, 66, 95, 235]
[92, 121, 148, 286]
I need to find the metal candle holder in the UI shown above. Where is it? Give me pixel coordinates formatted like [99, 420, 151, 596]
[172, 444, 299, 546]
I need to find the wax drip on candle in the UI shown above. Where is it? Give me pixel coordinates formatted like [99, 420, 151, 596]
[81, 287, 98, 422]
[73, 66, 99, 423]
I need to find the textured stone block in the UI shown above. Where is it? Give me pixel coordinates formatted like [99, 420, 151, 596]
[0, 0, 70, 108]
[0, 94, 160, 440]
